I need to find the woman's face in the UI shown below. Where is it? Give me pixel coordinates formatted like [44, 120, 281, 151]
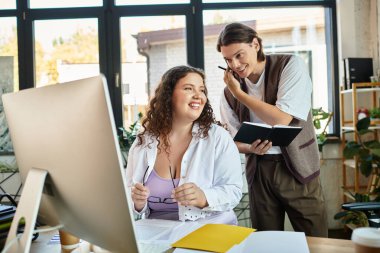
[171, 72, 207, 123]
[220, 39, 260, 78]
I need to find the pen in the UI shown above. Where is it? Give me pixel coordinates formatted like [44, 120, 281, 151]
[218, 66, 227, 71]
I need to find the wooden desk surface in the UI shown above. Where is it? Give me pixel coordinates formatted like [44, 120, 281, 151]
[307, 236, 354, 253]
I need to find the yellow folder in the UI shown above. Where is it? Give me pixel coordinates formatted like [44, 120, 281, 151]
[171, 224, 255, 253]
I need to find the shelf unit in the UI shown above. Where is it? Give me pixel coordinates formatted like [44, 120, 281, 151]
[340, 82, 380, 202]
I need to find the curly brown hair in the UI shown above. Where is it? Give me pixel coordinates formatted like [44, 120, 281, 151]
[137, 65, 216, 154]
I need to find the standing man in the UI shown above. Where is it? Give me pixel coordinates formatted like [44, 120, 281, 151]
[217, 22, 327, 237]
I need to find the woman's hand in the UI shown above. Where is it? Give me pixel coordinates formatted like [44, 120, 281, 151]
[223, 69, 242, 97]
[172, 183, 208, 208]
[131, 183, 149, 212]
[249, 139, 272, 155]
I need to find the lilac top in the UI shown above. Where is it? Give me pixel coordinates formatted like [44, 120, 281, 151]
[145, 169, 180, 220]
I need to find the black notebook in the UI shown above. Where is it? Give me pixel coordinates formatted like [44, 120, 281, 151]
[233, 122, 303, 147]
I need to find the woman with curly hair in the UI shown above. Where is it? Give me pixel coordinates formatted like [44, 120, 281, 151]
[126, 65, 242, 224]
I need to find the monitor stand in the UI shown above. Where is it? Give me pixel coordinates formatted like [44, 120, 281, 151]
[5, 168, 48, 253]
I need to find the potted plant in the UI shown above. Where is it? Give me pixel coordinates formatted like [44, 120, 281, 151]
[343, 117, 380, 178]
[312, 107, 333, 152]
[369, 107, 380, 124]
[335, 117, 380, 227]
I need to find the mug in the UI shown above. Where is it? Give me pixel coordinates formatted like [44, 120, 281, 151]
[351, 227, 380, 253]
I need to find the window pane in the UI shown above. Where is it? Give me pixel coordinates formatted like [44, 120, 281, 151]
[34, 19, 99, 87]
[0, 17, 18, 156]
[0, 1, 16, 9]
[203, 7, 329, 133]
[120, 16, 187, 127]
[0, 17, 18, 93]
[30, 0, 102, 9]
[203, 0, 323, 2]
[116, 0, 189, 5]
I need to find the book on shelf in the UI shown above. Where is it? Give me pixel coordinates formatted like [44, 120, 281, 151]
[233, 122, 302, 147]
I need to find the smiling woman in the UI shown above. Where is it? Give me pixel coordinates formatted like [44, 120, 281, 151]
[125, 65, 243, 224]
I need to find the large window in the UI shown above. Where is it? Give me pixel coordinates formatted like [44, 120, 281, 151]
[0, 1, 338, 135]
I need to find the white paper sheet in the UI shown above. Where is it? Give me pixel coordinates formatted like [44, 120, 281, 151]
[135, 219, 184, 241]
[229, 231, 310, 253]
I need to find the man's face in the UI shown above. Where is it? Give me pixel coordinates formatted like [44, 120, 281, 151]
[220, 39, 260, 79]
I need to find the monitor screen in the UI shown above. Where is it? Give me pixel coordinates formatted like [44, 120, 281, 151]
[2, 75, 138, 252]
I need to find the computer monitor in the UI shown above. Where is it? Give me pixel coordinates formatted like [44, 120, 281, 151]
[2, 75, 139, 252]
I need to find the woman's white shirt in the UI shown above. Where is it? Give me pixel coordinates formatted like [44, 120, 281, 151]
[125, 123, 243, 222]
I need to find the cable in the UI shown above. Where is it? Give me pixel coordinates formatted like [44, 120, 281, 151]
[1, 224, 64, 253]
[34, 224, 64, 233]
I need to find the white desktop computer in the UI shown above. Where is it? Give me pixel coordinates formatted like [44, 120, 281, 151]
[2, 75, 140, 252]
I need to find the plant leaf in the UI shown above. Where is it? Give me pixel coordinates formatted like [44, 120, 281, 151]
[359, 157, 373, 177]
[365, 140, 380, 149]
[358, 148, 370, 157]
[356, 117, 371, 131]
[314, 119, 321, 129]
[343, 142, 361, 158]
[319, 112, 330, 120]
[371, 148, 380, 157]
[312, 108, 320, 116]
[358, 129, 374, 135]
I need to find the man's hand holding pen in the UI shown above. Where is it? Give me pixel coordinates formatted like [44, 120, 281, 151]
[218, 65, 243, 97]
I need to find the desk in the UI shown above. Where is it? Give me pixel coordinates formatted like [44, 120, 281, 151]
[29, 231, 355, 253]
[307, 236, 354, 253]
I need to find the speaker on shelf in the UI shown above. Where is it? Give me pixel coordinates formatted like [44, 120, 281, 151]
[343, 57, 373, 89]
